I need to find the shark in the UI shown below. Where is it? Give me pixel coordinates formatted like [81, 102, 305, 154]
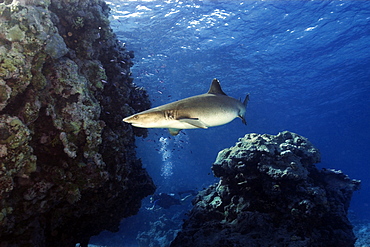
[122, 78, 249, 135]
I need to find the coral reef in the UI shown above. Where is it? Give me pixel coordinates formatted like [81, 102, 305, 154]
[171, 131, 360, 247]
[137, 214, 183, 247]
[353, 221, 370, 247]
[0, 0, 155, 246]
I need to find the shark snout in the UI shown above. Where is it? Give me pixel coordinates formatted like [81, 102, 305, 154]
[123, 111, 166, 128]
[123, 115, 146, 127]
[122, 115, 137, 123]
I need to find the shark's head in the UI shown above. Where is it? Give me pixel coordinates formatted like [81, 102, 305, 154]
[123, 111, 166, 128]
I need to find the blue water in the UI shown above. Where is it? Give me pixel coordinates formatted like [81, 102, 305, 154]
[92, 0, 370, 245]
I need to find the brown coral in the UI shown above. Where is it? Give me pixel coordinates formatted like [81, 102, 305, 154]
[0, 0, 155, 246]
[172, 131, 360, 247]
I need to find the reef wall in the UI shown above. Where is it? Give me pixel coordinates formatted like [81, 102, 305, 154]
[0, 0, 155, 246]
[171, 131, 360, 247]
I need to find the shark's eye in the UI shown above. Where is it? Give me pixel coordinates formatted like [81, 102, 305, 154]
[133, 115, 139, 120]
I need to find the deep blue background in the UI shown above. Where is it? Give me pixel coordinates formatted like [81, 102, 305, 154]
[92, 0, 370, 245]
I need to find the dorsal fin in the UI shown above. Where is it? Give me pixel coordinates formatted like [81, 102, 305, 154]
[207, 78, 227, 95]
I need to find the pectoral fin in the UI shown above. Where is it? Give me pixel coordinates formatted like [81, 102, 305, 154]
[179, 118, 208, 129]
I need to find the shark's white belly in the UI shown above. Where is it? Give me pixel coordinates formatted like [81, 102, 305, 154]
[158, 110, 238, 129]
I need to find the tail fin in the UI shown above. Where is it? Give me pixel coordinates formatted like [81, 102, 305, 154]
[239, 94, 249, 125]
[243, 94, 250, 106]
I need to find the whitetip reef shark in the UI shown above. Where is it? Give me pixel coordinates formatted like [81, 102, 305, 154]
[123, 78, 249, 136]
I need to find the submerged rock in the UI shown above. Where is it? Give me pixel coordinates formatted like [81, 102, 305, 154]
[171, 131, 360, 247]
[0, 0, 155, 246]
[137, 214, 183, 247]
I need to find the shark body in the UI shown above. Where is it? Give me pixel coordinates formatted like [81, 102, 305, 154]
[123, 79, 249, 135]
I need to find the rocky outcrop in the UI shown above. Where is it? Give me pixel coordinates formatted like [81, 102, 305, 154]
[0, 0, 155, 246]
[171, 131, 360, 247]
[137, 214, 183, 247]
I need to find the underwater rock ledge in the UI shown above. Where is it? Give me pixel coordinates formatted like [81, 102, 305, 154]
[171, 131, 360, 247]
[0, 0, 155, 246]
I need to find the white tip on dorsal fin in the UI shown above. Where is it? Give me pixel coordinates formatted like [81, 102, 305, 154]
[207, 78, 227, 95]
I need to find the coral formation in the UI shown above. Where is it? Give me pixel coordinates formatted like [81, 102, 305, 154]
[171, 131, 360, 247]
[0, 0, 155, 246]
[137, 214, 183, 247]
[353, 221, 370, 247]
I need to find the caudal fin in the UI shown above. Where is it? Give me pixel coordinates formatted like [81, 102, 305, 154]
[243, 94, 250, 106]
[239, 94, 250, 125]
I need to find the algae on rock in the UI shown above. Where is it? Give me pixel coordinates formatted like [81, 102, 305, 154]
[0, 0, 155, 246]
[172, 131, 360, 247]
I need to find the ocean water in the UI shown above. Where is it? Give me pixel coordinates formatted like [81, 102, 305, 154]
[91, 0, 370, 245]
